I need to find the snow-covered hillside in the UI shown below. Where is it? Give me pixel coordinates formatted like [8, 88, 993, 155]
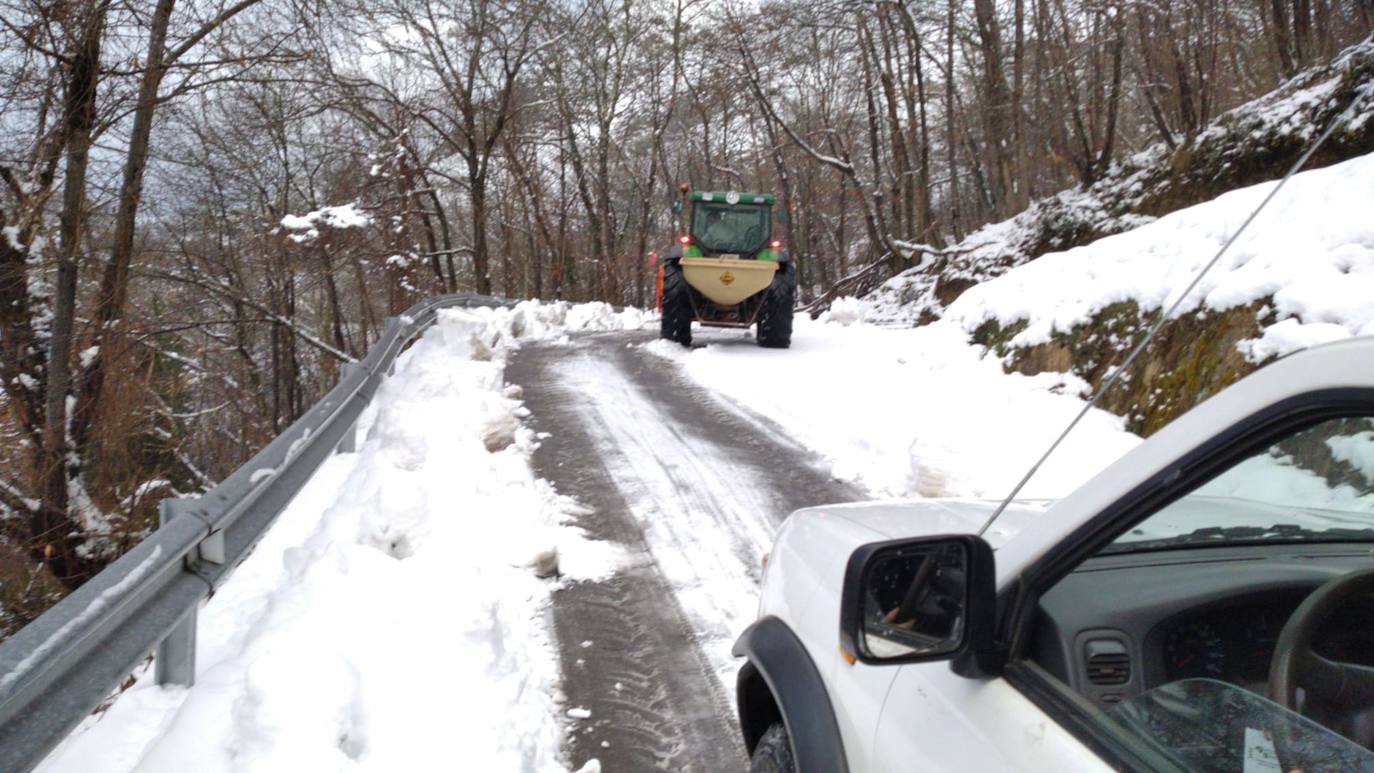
[865, 39, 1374, 326]
[939, 147, 1374, 435]
[948, 150, 1374, 362]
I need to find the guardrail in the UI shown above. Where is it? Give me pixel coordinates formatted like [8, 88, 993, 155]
[0, 293, 517, 772]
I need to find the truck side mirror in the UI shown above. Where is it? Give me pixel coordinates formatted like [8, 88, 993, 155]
[839, 535, 995, 668]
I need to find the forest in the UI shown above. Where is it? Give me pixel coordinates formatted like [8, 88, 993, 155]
[0, 0, 1370, 633]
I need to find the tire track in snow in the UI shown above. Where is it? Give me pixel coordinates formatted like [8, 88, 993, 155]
[510, 331, 860, 771]
[555, 346, 785, 686]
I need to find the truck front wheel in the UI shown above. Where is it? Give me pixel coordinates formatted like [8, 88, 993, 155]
[749, 723, 796, 773]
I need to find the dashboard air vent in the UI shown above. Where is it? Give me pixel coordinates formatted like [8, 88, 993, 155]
[1084, 639, 1130, 686]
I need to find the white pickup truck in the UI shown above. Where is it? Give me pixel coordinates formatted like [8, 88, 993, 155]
[733, 337, 1374, 772]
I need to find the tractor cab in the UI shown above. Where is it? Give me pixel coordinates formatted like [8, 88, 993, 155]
[684, 191, 780, 260]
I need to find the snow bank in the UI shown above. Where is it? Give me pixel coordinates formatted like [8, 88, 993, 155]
[38, 301, 635, 773]
[816, 296, 865, 326]
[945, 151, 1374, 362]
[647, 317, 1141, 500]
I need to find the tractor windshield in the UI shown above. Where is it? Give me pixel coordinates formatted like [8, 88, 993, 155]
[691, 203, 771, 255]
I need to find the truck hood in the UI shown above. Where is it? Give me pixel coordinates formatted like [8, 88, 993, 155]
[757, 498, 1054, 641]
[793, 498, 1053, 550]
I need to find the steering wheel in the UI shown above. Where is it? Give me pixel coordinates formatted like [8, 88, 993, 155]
[1269, 567, 1374, 718]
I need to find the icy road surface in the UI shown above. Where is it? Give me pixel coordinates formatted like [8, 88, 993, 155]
[508, 332, 861, 771]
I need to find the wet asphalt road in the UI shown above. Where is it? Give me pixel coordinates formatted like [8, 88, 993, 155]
[506, 330, 862, 772]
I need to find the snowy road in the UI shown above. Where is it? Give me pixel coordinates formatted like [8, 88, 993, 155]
[509, 331, 862, 772]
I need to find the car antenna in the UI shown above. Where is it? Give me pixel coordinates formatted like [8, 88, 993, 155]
[977, 87, 1372, 538]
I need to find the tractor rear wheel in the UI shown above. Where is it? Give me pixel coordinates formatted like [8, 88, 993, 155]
[660, 261, 693, 346]
[756, 262, 795, 349]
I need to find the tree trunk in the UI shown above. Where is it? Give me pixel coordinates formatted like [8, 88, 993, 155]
[71, 0, 176, 477]
[875, 9, 911, 239]
[946, 0, 964, 240]
[1096, 20, 1126, 176]
[972, 0, 1021, 218]
[470, 169, 492, 295]
[321, 246, 348, 356]
[1271, 0, 1296, 75]
[1170, 26, 1200, 137]
[1292, 0, 1313, 67]
[38, 0, 109, 583]
[425, 189, 456, 291]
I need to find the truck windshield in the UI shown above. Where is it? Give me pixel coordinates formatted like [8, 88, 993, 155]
[691, 203, 770, 254]
[1101, 416, 1374, 555]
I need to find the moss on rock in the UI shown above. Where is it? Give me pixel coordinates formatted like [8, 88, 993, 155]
[970, 318, 1028, 356]
[996, 300, 1271, 436]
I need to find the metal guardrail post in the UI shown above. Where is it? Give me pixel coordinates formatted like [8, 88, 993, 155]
[383, 317, 399, 375]
[154, 610, 196, 687]
[155, 499, 200, 687]
[336, 362, 362, 454]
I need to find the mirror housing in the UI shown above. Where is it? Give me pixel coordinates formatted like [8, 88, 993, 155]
[839, 535, 996, 669]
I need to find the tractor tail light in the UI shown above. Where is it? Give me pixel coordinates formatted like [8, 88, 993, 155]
[770, 240, 782, 249]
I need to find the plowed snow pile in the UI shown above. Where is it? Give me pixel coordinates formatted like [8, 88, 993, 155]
[38, 302, 644, 773]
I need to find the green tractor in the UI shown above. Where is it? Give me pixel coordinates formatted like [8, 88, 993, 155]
[658, 186, 796, 348]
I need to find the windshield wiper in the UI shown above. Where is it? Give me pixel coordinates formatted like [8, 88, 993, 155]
[1101, 523, 1374, 555]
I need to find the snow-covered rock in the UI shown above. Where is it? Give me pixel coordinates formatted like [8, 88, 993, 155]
[945, 151, 1374, 356]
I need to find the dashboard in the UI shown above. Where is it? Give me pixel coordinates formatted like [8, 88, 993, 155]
[1031, 543, 1374, 708]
